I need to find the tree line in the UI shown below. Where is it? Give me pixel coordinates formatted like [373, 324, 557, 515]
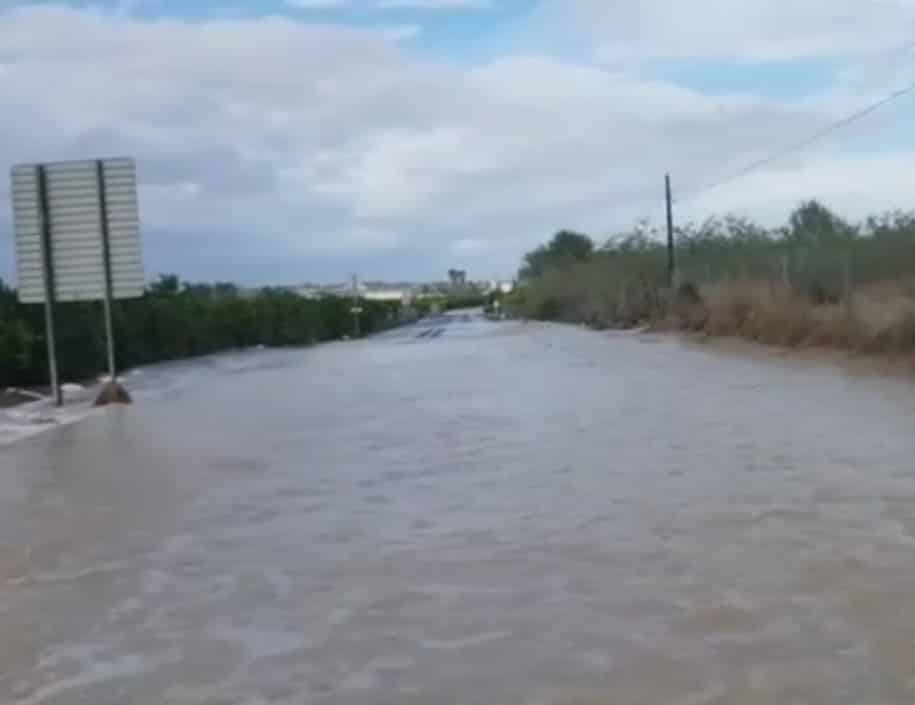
[511, 201, 915, 326]
[0, 275, 401, 390]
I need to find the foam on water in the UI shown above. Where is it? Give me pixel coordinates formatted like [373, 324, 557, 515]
[0, 356, 193, 447]
[0, 393, 100, 447]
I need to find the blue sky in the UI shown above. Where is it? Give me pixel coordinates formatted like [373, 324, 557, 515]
[4, 0, 915, 285]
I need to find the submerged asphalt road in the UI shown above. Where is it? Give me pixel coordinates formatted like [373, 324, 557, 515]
[3, 312, 915, 704]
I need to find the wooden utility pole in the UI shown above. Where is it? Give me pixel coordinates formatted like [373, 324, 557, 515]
[665, 173, 676, 289]
[843, 251, 853, 319]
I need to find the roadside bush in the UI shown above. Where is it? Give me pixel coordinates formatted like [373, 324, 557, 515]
[0, 275, 402, 388]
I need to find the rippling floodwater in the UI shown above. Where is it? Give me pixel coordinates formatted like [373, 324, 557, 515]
[3, 313, 915, 704]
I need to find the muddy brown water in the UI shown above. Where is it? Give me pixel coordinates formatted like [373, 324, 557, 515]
[3, 315, 915, 704]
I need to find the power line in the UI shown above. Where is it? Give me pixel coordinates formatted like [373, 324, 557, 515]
[678, 76, 915, 202]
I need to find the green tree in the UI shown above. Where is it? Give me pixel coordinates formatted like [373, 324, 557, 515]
[0, 274, 404, 389]
[520, 230, 594, 279]
[0, 319, 33, 388]
[788, 200, 856, 245]
[149, 274, 181, 297]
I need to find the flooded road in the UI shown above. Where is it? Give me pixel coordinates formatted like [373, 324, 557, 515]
[3, 314, 915, 704]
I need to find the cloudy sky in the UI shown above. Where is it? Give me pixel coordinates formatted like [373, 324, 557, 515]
[3, 0, 915, 285]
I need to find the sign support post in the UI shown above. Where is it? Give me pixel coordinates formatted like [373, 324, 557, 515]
[96, 160, 117, 383]
[36, 165, 63, 407]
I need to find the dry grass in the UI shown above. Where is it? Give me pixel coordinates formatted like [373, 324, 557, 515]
[514, 261, 665, 330]
[675, 278, 915, 355]
[516, 258, 915, 359]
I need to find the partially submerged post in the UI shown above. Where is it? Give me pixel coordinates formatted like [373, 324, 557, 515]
[36, 165, 62, 406]
[94, 160, 131, 406]
[843, 250, 854, 320]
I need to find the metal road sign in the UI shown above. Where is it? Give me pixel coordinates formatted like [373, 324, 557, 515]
[11, 158, 144, 303]
[9, 157, 145, 406]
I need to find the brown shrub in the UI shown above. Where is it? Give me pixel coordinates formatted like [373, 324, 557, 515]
[668, 282, 707, 330]
[669, 277, 915, 357]
[700, 281, 769, 337]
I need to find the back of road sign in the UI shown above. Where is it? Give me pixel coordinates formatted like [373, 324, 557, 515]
[11, 158, 144, 303]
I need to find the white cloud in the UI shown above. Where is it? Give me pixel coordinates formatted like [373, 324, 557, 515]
[450, 238, 491, 254]
[286, 0, 488, 9]
[539, 0, 915, 62]
[683, 152, 915, 221]
[380, 23, 422, 40]
[448, 236, 524, 256]
[285, 0, 347, 8]
[377, 0, 490, 8]
[2, 3, 915, 284]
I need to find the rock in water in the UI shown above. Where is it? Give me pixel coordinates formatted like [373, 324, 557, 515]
[94, 381, 132, 407]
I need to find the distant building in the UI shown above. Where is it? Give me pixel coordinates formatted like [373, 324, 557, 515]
[362, 287, 410, 303]
[290, 284, 348, 299]
[483, 279, 515, 295]
[269, 278, 508, 302]
[290, 281, 412, 304]
[447, 269, 467, 289]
